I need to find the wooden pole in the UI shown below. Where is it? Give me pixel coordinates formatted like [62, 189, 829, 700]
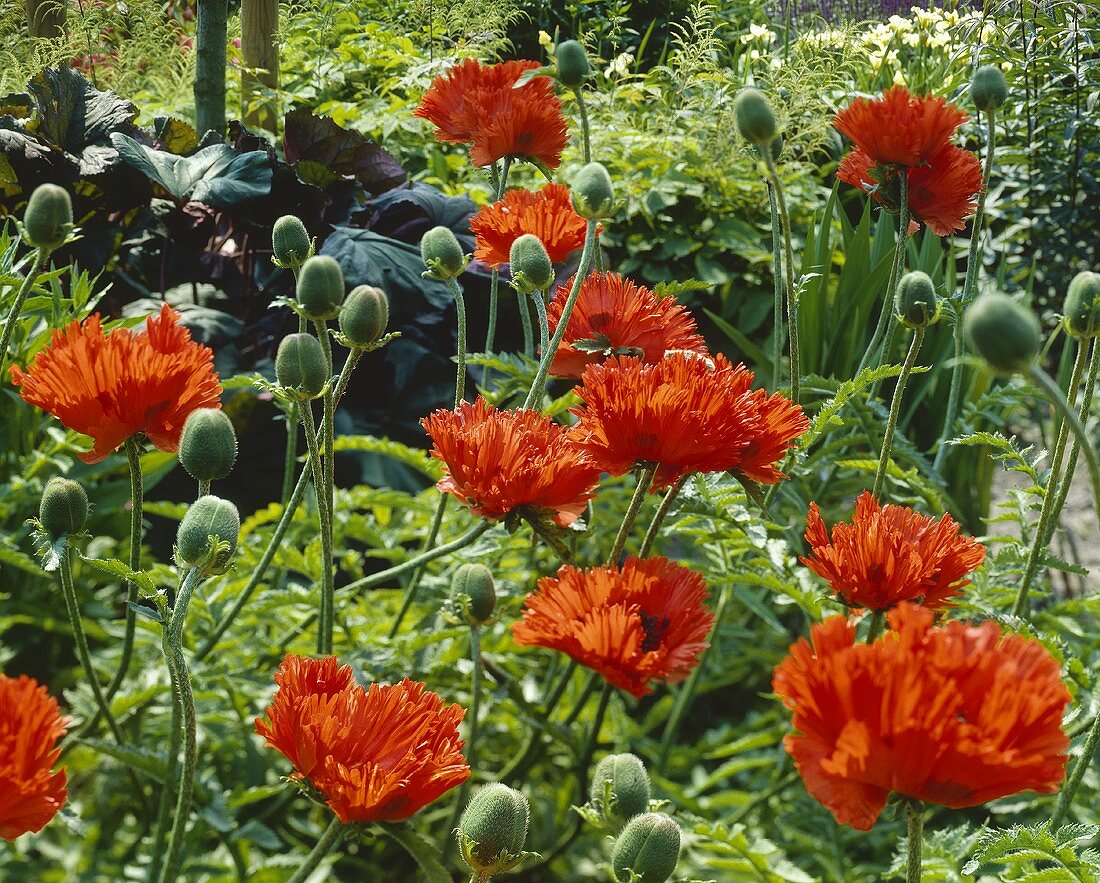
[194, 0, 229, 135]
[241, 0, 280, 130]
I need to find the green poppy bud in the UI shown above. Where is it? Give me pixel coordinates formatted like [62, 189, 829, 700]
[421, 226, 467, 280]
[556, 40, 591, 87]
[571, 162, 614, 219]
[340, 285, 389, 348]
[895, 271, 940, 329]
[611, 813, 681, 883]
[275, 333, 328, 399]
[178, 408, 237, 482]
[452, 563, 496, 625]
[734, 87, 778, 146]
[23, 183, 73, 251]
[1063, 271, 1100, 339]
[39, 477, 88, 540]
[591, 753, 651, 825]
[176, 495, 240, 571]
[509, 234, 555, 293]
[458, 783, 531, 876]
[296, 255, 345, 321]
[971, 65, 1008, 113]
[272, 215, 313, 270]
[963, 292, 1041, 376]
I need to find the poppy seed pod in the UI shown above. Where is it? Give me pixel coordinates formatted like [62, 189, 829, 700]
[176, 495, 240, 570]
[556, 40, 590, 87]
[39, 477, 88, 540]
[421, 226, 467, 279]
[458, 783, 531, 876]
[734, 88, 778, 146]
[509, 234, 555, 293]
[296, 255, 345, 321]
[895, 271, 940, 329]
[591, 753, 651, 824]
[178, 408, 237, 482]
[1063, 271, 1100, 339]
[963, 292, 1041, 376]
[275, 333, 328, 399]
[452, 563, 496, 625]
[272, 215, 313, 269]
[571, 162, 614, 219]
[23, 183, 73, 251]
[611, 813, 682, 883]
[971, 65, 1008, 113]
[340, 285, 390, 348]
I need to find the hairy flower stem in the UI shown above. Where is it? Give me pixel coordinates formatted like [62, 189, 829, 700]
[1045, 341, 1099, 535]
[286, 817, 345, 883]
[483, 157, 512, 390]
[1012, 339, 1089, 618]
[522, 510, 574, 562]
[524, 221, 599, 409]
[1051, 683, 1100, 828]
[314, 321, 337, 654]
[106, 438, 145, 700]
[659, 581, 732, 762]
[872, 326, 925, 500]
[639, 475, 687, 558]
[608, 466, 656, 566]
[934, 110, 997, 472]
[517, 291, 534, 358]
[576, 88, 593, 164]
[446, 278, 469, 405]
[530, 289, 550, 361]
[298, 402, 334, 653]
[906, 800, 924, 883]
[866, 609, 887, 643]
[857, 171, 910, 376]
[0, 246, 48, 380]
[761, 150, 799, 403]
[766, 180, 785, 391]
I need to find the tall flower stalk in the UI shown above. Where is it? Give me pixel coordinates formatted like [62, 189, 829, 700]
[871, 325, 926, 500]
[106, 438, 145, 700]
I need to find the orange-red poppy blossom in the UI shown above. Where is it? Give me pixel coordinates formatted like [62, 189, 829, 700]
[773, 603, 1070, 831]
[512, 556, 714, 698]
[834, 85, 968, 167]
[545, 272, 709, 379]
[10, 304, 222, 463]
[568, 352, 807, 489]
[801, 491, 986, 610]
[471, 183, 590, 269]
[0, 674, 69, 842]
[838, 143, 982, 237]
[255, 655, 470, 823]
[421, 397, 600, 527]
[414, 58, 570, 169]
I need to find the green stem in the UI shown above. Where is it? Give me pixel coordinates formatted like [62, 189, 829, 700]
[286, 817, 345, 883]
[313, 321, 336, 654]
[388, 495, 448, 639]
[639, 475, 687, 558]
[563, 671, 599, 726]
[298, 401, 334, 655]
[1012, 338, 1089, 618]
[1046, 340, 1099, 533]
[766, 179, 784, 391]
[608, 466, 656, 565]
[932, 321, 964, 473]
[447, 279, 468, 406]
[483, 158, 511, 391]
[523, 221, 598, 409]
[761, 150, 799, 403]
[517, 288, 534, 358]
[871, 326, 925, 500]
[1051, 685, 1100, 828]
[577, 682, 613, 790]
[530, 289, 550, 361]
[0, 246, 48, 380]
[857, 170, 910, 376]
[906, 800, 924, 883]
[576, 87, 592, 164]
[866, 608, 887, 643]
[106, 438, 144, 700]
[280, 402, 299, 506]
[659, 581, 732, 761]
[521, 510, 574, 562]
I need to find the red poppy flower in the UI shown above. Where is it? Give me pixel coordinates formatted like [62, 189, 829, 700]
[471, 183, 590, 269]
[512, 556, 713, 698]
[10, 304, 222, 463]
[568, 353, 807, 489]
[0, 674, 69, 841]
[838, 144, 982, 237]
[414, 58, 570, 169]
[545, 272, 709, 379]
[801, 491, 986, 610]
[773, 603, 1070, 831]
[255, 655, 470, 823]
[834, 85, 968, 167]
[421, 397, 600, 527]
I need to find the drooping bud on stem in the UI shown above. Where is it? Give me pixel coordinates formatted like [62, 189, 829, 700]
[39, 477, 88, 541]
[611, 812, 682, 883]
[179, 408, 237, 482]
[963, 292, 1041, 375]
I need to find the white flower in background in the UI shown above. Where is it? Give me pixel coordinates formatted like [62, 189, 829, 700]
[888, 15, 911, 33]
[893, 69, 907, 86]
[538, 30, 552, 49]
[740, 22, 777, 45]
[605, 51, 634, 78]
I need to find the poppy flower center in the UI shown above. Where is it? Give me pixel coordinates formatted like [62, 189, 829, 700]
[639, 611, 671, 653]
